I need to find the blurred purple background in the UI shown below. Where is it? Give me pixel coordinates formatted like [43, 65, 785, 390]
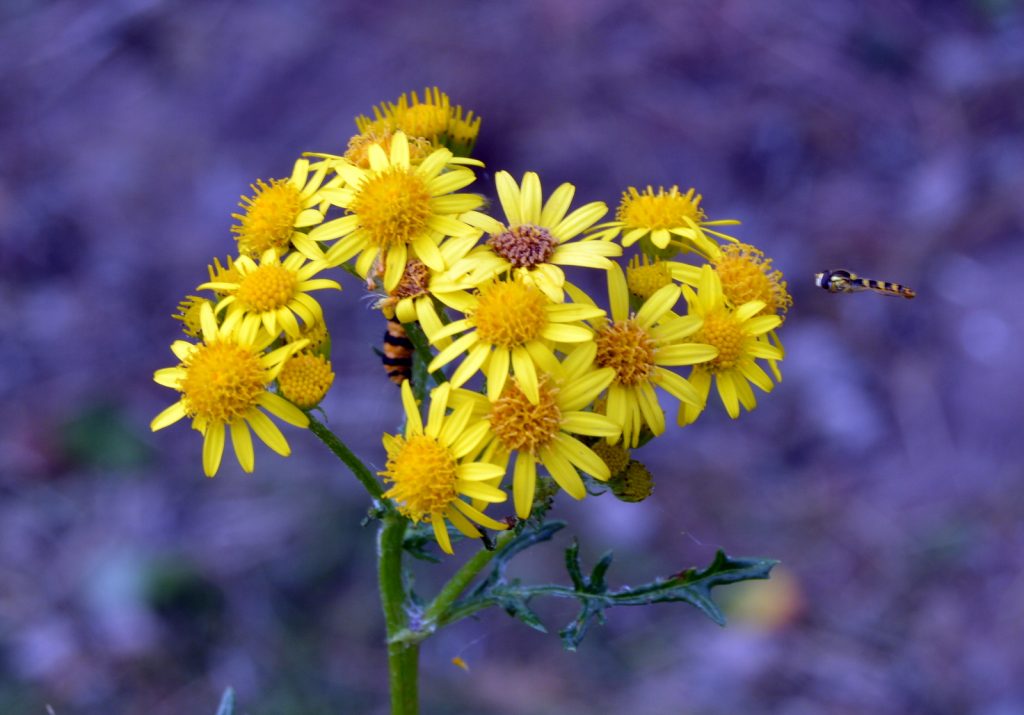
[3, 1, 1024, 713]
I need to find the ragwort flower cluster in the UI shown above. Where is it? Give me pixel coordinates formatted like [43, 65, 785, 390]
[152, 87, 792, 554]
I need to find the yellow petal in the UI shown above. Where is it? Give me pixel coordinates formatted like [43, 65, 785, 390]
[539, 446, 585, 498]
[456, 481, 507, 503]
[151, 401, 187, 431]
[635, 284, 680, 329]
[559, 412, 621, 438]
[258, 392, 309, 427]
[716, 372, 740, 419]
[247, 410, 290, 455]
[511, 347, 539, 404]
[513, 452, 537, 519]
[432, 512, 453, 554]
[202, 421, 226, 477]
[551, 433, 611, 480]
[495, 171, 522, 226]
[520, 172, 542, 224]
[656, 343, 718, 366]
[230, 419, 255, 472]
[400, 379, 422, 435]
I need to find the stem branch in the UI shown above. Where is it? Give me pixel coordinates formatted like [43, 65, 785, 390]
[307, 415, 384, 501]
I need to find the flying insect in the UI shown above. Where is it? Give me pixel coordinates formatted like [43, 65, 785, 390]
[814, 269, 915, 299]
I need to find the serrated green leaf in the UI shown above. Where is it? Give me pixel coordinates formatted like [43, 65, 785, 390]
[438, 526, 775, 652]
[215, 687, 235, 715]
[471, 521, 565, 596]
[564, 540, 585, 590]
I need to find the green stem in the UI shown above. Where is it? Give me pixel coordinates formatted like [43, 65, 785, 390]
[379, 515, 419, 715]
[403, 321, 446, 389]
[307, 415, 384, 501]
[425, 530, 517, 624]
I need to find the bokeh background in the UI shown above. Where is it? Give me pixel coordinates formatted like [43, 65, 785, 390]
[3, 1, 1024, 713]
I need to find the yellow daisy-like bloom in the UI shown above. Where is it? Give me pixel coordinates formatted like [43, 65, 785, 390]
[679, 265, 784, 424]
[150, 302, 310, 477]
[206, 256, 243, 298]
[278, 353, 334, 410]
[711, 243, 792, 318]
[456, 346, 620, 518]
[591, 185, 739, 256]
[572, 263, 718, 447]
[309, 132, 484, 292]
[356, 87, 452, 142]
[200, 249, 341, 345]
[173, 296, 207, 338]
[427, 276, 605, 405]
[354, 87, 481, 155]
[446, 104, 482, 156]
[370, 233, 482, 344]
[449, 171, 619, 302]
[626, 254, 674, 301]
[231, 158, 334, 260]
[381, 381, 508, 554]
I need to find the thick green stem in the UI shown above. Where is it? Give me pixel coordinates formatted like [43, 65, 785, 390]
[307, 415, 384, 501]
[379, 515, 419, 715]
[425, 530, 516, 624]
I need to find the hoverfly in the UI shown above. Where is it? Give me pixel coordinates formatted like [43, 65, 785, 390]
[814, 269, 915, 299]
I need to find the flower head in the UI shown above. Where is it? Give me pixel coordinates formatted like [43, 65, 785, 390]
[380, 382, 508, 554]
[278, 352, 334, 409]
[345, 130, 435, 169]
[173, 296, 207, 338]
[310, 132, 484, 292]
[450, 171, 618, 301]
[711, 243, 792, 318]
[355, 87, 482, 156]
[574, 263, 718, 447]
[679, 265, 784, 423]
[232, 159, 333, 260]
[427, 276, 605, 405]
[591, 185, 739, 257]
[626, 254, 674, 301]
[151, 302, 310, 476]
[200, 250, 341, 345]
[455, 346, 620, 518]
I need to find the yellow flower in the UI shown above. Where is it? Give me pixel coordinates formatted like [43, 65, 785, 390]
[151, 302, 310, 477]
[626, 254, 674, 301]
[309, 132, 484, 292]
[200, 249, 341, 345]
[231, 158, 334, 259]
[369, 233, 482, 344]
[571, 263, 718, 447]
[427, 276, 605, 405]
[354, 87, 482, 156]
[449, 171, 619, 301]
[453, 346, 620, 518]
[711, 243, 792, 318]
[591, 185, 739, 257]
[678, 265, 783, 424]
[172, 296, 207, 338]
[380, 381, 508, 554]
[357, 87, 452, 142]
[667, 243, 791, 318]
[345, 130, 435, 169]
[206, 256, 242, 298]
[278, 353, 334, 410]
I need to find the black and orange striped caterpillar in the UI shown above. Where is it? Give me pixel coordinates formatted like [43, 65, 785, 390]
[381, 316, 414, 385]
